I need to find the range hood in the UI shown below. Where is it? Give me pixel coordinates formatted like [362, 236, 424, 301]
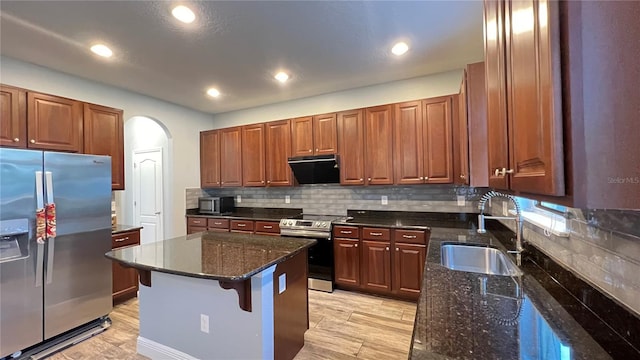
[288, 154, 340, 184]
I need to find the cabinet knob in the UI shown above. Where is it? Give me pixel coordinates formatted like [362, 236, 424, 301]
[359, 178, 363, 182]
[315, 148, 319, 152]
[396, 247, 399, 251]
[367, 177, 372, 182]
[419, 176, 424, 180]
[216, 182, 220, 184]
[424, 176, 429, 181]
[267, 180, 271, 184]
[13, 138, 19, 142]
[354, 243, 358, 248]
[460, 174, 466, 179]
[261, 180, 265, 184]
[30, 139, 36, 144]
[308, 149, 312, 153]
[385, 247, 389, 251]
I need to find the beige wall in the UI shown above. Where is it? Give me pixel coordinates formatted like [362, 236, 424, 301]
[0, 56, 214, 237]
[211, 69, 463, 128]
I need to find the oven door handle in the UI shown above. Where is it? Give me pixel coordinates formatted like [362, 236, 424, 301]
[279, 229, 331, 239]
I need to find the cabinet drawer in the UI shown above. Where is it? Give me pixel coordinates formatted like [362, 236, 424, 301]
[362, 227, 391, 241]
[230, 220, 254, 232]
[188, 226, 207, 234]
[393, 229, 427, 245]
[112, 230, 140, 249]
[333, 226, 359, 239]
[255, 221, 280, 234]
[208, 218, 229, 229]
[187, 217, 207, 227]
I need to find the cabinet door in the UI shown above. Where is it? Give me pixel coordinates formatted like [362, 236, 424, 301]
[200, 130, 221, 188]
[466, 62, 489, 187]
[291, 116, 314, 156]
[27, 92, 83, 152]
[393, 243, 426, 298]
[83, 103, 124, 190]
[337, 109, 365, 185]
[220, 127, 243, 187]
[362, 240, 391, 292]
[313, 113, 338, 155]
[242, 124, 266, 187]
[112, 230, 140, 303]
[422, 97, 454, 184]
[505, 0, 564, 195]
[334, 238, 360, 287]
[484, 0, 510, 190]
[457, 74, 470, 185]
[0, 85, 26, 148]
[265, 120, 292, 186]
[365, 105, 394, 185]
[394, 101, 424, 185]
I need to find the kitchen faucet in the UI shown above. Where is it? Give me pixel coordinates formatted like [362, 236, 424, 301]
[477, 191, 525, 266]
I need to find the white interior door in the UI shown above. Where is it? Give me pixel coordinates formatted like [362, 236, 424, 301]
[133, 148, 163, 244]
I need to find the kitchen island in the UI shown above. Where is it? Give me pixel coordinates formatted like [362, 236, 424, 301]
[106, 231, 315, 360]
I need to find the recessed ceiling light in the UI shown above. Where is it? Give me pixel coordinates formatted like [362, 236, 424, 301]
[90, 44, 113, 58]
[172, 5, 196, 24]
[274, 72, 289, 83]
[206, 88, 220, 98]
[391, 42, 409, 56]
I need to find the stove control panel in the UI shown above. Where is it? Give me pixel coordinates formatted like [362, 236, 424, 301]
[279, 219, 331, 230]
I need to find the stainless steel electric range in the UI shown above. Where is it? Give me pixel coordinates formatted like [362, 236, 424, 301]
[279, 214, 349, 292]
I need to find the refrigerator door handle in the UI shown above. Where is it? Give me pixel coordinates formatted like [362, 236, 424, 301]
[45, 171, 56, 285]
[35, 171, 46, 244]
[35, 243, 44, 287]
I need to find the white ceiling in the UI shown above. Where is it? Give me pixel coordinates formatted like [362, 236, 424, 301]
[0, 1, 484, 114]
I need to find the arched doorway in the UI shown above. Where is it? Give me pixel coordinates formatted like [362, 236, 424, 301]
[121, 116, 173, 245]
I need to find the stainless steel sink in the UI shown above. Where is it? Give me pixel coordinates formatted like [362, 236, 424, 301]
[440, 243, 522, 276]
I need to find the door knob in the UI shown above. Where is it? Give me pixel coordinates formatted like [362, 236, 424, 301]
[13, 138, 19, 142]
[155, 211, 161, 215]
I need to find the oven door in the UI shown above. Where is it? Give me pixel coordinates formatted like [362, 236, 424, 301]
[307, 237, 334, 292]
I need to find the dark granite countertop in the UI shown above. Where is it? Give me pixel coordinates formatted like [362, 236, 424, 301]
[105, 231, 315, 281]
[112, 224, 143, 235]
[410, 223, 638, 359]
[333, 210, 479, 230]
[186, 207, 302, 222]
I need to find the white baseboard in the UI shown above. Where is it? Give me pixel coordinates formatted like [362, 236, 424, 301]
[137, 336, 198, 360]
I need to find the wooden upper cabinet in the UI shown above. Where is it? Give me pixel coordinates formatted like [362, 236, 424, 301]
[394, 101, 424, 185]
[242, 124, 266, 187]
[422, 97, 454, 184]
[337, 109, 365, 185]
[200, 130, 221, 188]
[27, 92, 83, 152]
[220, 127, 242, 187]
[265, 120, 292, 186]
[484, 0, 510, 190]
[504, 0, 564, 195]
[313, 113, 338, 155]
[291, 114, 337, 156]
[291, 116, 313, 156]
[457, 74, 470, 185]
[466, 62, 489, 188]
[83, 103, 124, 190]
[364, 105, 394, 185]
[0, 85, 26, 148]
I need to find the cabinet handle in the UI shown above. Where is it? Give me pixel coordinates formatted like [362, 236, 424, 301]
[115, 237, 129, 242]
[402, 234, 417, 239]
[13, 138, 19, 142]
[214, 222, 222, 225]
[216, 182, 220, 184]
[370, 232, 383, 236]
[504, 168, 515, 174]
[316, 148, 319, 152]
[308, 149, 312, 153]
[267, 180, 271, 184]
[263, 225, 273, 229]
[419, 176, 424, 180]
[30, 139, 36, 144]
[193, 220, 202, 224]
[237, 223, 247, 227]
[385, 247, 389, 251]
[359, 178, 363, 182]
[340, 230, 352, 234]
[354, 244, 358, 248]
[460, 174, 466, 179]
[396, 247, 399, 251]
[221, 181, 225, 184]
[424, 176, 429, 181]
[367, 177, 372, 181]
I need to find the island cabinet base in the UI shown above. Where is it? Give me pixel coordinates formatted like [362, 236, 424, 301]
[136, 250, 309, 360]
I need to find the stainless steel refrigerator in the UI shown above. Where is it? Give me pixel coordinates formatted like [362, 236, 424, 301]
[0, 148, 113, 358]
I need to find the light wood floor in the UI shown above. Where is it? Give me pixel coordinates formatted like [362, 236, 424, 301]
[50, 290, 416, 360]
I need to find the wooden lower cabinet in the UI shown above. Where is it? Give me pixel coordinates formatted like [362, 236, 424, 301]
[334, 226, 428, 300]
[393, 243, 426, 297]
[334, 238, 360, 287]
[112, 229, 141, 303]
[362, 240, 392, 292]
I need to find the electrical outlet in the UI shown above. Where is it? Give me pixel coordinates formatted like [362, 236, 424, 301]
[502, 201, 508, 216]
[278, 273, 287, 294]
[457, 195, 466, 206]
[285, 195, 291, 204]
[200, 314, 209, 333]
[236, 195, 241, 203]
[381, 196, 388, 205]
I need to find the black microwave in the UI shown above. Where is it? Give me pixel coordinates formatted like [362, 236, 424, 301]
[198, 196, 235, 215]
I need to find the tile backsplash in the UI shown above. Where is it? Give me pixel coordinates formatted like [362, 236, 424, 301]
[489, 198, 640, 317]
[188, 184, 487, 215]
